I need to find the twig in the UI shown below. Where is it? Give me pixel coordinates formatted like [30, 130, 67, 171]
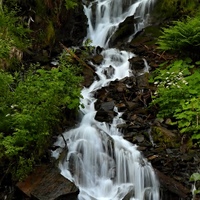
[60, 42, 95, 73]
[60, 133, 68, 151]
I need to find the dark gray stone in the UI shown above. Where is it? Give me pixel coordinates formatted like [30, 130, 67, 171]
[17, 165, 78, 200]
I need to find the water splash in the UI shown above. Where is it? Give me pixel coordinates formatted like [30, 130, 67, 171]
[84, 0, 156, 47]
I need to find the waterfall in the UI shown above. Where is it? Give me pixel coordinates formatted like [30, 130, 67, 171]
[84, 0, 155, 47]
[52, 0, 159, 199]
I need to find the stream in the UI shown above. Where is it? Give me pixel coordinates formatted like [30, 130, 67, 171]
[52, 0, 159, 199]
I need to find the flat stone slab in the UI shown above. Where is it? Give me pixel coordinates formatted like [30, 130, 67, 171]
[17, 164, 78, 200]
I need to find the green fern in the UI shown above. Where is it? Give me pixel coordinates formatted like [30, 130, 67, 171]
[157, 15, 200, 59]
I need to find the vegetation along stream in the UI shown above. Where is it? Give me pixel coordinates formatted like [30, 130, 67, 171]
[1, 0, 200, 200]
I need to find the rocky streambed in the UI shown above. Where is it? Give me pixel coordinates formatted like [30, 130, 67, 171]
[14, 25, 200, 200]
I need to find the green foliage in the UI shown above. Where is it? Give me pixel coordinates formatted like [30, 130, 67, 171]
[0, 52, 83, 180]
[0, 6, 30, 60]
[157, 14, 200, 60]
[151, 59, 200, 143]
[155, 0, 199, 19]
[190, 173, 200, 198]
[65, 0, 77, 10]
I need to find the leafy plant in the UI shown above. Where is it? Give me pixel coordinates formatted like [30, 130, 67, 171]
[154, 0, 199, 19]
[151, 59, 200, 143]
[65, 0, 77, 10]
[0, 4, 31, 71]
[190, 172, 200, 199]
[0, 52, 83, 180]
[157, 14, 200, 60]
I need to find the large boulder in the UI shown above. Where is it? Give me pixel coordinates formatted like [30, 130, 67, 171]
[109, 15, 136, 47]
[17, 165, 78, 200]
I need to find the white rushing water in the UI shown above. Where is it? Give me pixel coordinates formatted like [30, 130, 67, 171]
[52, 0, 159, 199]
[84, 0, 155, 47]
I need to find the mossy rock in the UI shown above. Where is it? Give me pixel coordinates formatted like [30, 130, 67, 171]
[151, 126, 180, 148]
[130, 25, 162, 46]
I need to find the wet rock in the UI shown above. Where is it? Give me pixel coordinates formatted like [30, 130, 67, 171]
[95, 109, 117, 123]
[109, 15, 136, 46]
[133, 134, 145, 143]
[95, 100, 115, 111]
[117, 123, 128, 129]
[91, 54, 103, 65]
[100, 101, 115, 111]
[103, 65, 115, 78]
[17, 165, 78, 200]
[95, 88, 109, 101]
[129, 56, 144, 71]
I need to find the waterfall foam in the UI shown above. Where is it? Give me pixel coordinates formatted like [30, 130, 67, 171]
[52, 0, 159, 199]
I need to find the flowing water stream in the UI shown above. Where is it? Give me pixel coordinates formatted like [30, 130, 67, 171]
[52, 0, 159, 199]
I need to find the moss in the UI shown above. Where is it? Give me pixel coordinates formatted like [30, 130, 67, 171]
[152, 0, 200, 20]
[151, 126, 180, 148]
[45, 20, 55, 47]
[130, 25, 162, 46]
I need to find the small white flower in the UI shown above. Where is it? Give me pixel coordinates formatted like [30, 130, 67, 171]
[6, 114, 10, 117]
[179, 72, 183, 75]
[11, 104, 18, 109]
[154, 81, 159, 85]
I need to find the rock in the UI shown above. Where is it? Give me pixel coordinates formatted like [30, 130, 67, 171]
[95, 109, 117, 122]
[136, 73, 149, 89]
[116, 82, 126, 92]
[95, 100, 115, 111]
[126, 101, 140, 111]
[17, 165, 78, 200]
[91, 54, 103, 65]
[151, 126, 180, 148]
[100, 101, 115, 111]
[95, 88, 109, 101]
[115, 102, 126, 112]
[103, 65, 115, 78]
[166, 148, 173, 154]
[133, 134, 145, 143]
[82, 65, 95, 87]
[129, 56, 144, 71]
[109, 15, 136, 46]
[155, 169, 190, 199]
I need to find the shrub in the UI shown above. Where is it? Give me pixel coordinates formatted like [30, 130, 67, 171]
[0, 52, 83, 180]
[154, 0, 199, 19]
[157, 15, 200, 60]
[0, 6, 30, 58]
[151, 59, 200, 144]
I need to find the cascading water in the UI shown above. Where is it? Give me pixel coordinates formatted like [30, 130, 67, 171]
[84, 0, 155, 47]
[52, 0, 159, 199]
